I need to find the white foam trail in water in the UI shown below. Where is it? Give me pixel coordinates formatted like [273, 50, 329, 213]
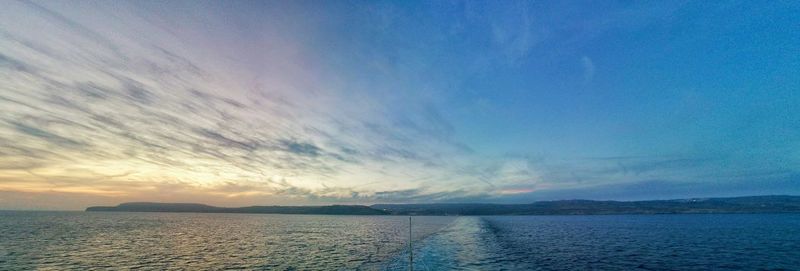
[382, 217, 511, 270]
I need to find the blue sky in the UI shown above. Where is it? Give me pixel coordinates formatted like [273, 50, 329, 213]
[0, 0, 798, 209]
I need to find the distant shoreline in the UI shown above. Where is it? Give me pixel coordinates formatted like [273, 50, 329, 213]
[84, 195, 800, 216]
[86, 202, 389, 215]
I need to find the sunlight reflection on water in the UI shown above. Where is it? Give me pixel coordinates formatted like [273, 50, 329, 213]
[0, 212, 452, 270]
[2, 212, 800, 270]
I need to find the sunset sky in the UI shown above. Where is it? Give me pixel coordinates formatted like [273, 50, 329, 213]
[1, 0, 798, 210]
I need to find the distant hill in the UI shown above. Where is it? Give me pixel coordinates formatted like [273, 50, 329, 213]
[87, 196, 800, 216]
[372, 195, 800, 215]
[86, 202, 389, 215]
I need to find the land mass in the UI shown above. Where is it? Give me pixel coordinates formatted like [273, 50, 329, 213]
[86, 202, 388, 215]
[373, 195, 800, 215]
[86, 195, 800, 215]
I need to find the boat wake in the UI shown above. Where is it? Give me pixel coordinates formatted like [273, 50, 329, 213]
[379, 217, 520, 270]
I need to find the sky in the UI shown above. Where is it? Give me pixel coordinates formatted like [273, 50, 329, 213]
[0, 0, 798, 210]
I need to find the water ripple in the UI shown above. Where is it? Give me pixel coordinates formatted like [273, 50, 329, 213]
[3, 212, 799, 270]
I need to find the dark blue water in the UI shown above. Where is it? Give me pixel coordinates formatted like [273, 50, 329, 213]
[2, 212, 799, 270]
[390, 214, 800, 270]
[483, 214, 800, 270]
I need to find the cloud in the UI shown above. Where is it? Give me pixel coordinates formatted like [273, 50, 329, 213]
[280, 140, 322, 157]
[498, 174, 800, 203]
[9, 121, 86, 148]
[0, 53, 33, 72]
[2, 1, 793, 209]
[581, 56, 595, 83]
[0, 0, 490, 208]
[463, 1, 543, 64]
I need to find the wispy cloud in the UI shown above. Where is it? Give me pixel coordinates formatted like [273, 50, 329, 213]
[0, 0, 501, 208]
[581, 56, 595, 83]
[2, 0, 797, 209]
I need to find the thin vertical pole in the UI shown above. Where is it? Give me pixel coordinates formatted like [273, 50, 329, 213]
[409, 216, 413, 271]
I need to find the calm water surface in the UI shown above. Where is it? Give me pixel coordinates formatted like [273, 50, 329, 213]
[0, 212, 452, 270]
[392, 214, 800, 270]
[1, 212, 799, 270]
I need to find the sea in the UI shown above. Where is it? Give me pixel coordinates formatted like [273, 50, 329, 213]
[1, 211, 799, 270]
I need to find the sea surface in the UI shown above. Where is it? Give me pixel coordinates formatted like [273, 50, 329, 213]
[1, 212, 799, 270]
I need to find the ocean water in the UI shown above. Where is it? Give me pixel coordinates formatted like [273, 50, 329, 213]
[1, 212, 799, 270]
[0, 212, 452, 270]
[392, 214, 800, 270]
